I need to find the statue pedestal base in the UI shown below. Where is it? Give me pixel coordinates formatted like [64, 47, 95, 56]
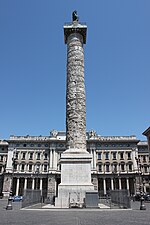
[55, 149, 95, 208]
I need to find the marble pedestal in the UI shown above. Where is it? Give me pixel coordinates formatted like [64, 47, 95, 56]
[55, 149, 94, 208]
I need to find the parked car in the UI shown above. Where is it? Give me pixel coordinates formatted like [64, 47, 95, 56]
[143, 193, 150, 201]
[12, 196, 23, 202]
[133, 193, 150, 201]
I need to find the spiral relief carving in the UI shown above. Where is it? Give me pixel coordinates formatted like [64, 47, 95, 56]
[66, 33, 86, 150]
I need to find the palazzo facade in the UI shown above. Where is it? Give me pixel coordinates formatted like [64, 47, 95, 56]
[0, 130, 149, 202]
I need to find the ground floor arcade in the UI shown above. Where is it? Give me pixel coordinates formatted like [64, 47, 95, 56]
[2, 173, 139, 202]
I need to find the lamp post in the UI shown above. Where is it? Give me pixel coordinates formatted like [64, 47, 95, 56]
[140, 183, 146, 210]
[35, 165, 39, 190]
[6, 149, 16, 210]
[136, 158, 146, 210]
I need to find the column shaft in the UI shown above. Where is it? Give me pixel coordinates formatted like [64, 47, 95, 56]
[40, 178, 43, 194]
[24, 178, 27, 190]
[50, 149, 53, 168]
[126, 178, 129, 190]
[16, 178, 19, 196]
[66, 33, 86, 150]
[119, 178, 122, 190]
[103, 178, 106, 195]
[111, 178, 114, 190]
[32, 178, 35, 190]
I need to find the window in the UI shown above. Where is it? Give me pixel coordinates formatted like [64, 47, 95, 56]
[59, 144, 63, 147]
[121, 164, 125, 171]
[143, 156, 146, 162]
[128, 152, 131, 159]
[105, 152, 109, 160]
[129, 164, 132, 172]
[0, 156, 3, 161]
[113, 164, 117, 173]
[22, 152, 26, 160]
[29, 152, 33, 160]
[144, 166, 148, 173]
[44, 153, 48, 160]
[106, 164, 109, 172]
[120, 152, 124, 160]
[15, 152, 18, 159]
[37, 152, 40, 160]
[97, 153, 101, 160]
[38, 144, 41, 147]
[44, 164, 47, 172]
[113, 152, 116, 160]
[23, 144, 27, 147]
[29, 164, 32, 172]
[21, 164, 25, 172]
[98, 164, 102, 172]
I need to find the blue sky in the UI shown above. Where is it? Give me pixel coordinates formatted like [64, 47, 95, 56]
[0, 0, 149, 140]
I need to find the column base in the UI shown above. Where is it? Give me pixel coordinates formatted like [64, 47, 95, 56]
[55, 148, 95, 208]
[55, 184, 95, 208]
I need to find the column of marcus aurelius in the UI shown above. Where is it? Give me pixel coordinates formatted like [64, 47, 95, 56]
[66, 13, 86, 151]
[55, 11, 95, 208]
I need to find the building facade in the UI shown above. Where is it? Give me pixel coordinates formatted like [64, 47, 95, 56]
[0, 140, 8, 196]
[137, 141, 150, 193]
[143, 127, 150, 155]
[1, 130, 149, 201]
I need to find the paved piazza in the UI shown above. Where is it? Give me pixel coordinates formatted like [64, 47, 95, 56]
[0, 200, 150, 225]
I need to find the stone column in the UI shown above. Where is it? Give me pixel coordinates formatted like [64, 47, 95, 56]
[119, 178, 122, 190]
[40, 178, 43, 194]
[6, 148, 14, 173]
[66, 28, 86, 151]
[111, 178, 114, 190]
[49, 149, 53, 169]
[132, 148, 138, 171]
[143, 183, 146, 193]
[53, 149, 57, 170]
[55, 13, 94, 208]
[103, 178, 106, 195]
[126, 178, 129, 190]
[24, 178, 27, 190]
[93, 149, 96, 170]
[17, 164, 20, 171]
[32, 178, 35, 190]
[16, 178, 20, 196]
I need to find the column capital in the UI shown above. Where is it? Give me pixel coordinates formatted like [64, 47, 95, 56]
[64, 22, 87, 44]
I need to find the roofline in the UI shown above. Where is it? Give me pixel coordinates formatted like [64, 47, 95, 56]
[142, 127, 150, 136]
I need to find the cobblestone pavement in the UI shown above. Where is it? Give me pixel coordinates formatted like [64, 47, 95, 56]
[0, 199, 150, 225]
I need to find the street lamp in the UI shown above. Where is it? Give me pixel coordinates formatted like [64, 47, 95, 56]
[135, 157, 146, 210]
[140, 184, 146, 210]
[6, 188, 13, 210]
[6, 149, 16, 210]
[139, 175, 146, 210]
[35, 165, 40, 190]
